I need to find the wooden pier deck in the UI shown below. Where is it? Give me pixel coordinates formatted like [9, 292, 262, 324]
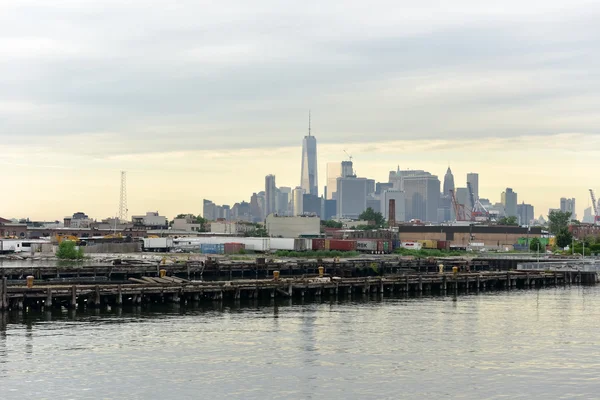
[0, 270, 592, 311]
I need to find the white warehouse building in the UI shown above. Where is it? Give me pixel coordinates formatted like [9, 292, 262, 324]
[265, 214, 320, 238]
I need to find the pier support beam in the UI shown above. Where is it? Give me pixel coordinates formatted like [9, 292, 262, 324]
[0, 277, 7, 310]
[45, 288, 52, 308]
[116, 286, 123, 306]
[418, 276, 423, 293]
[70, 285, 77, 309]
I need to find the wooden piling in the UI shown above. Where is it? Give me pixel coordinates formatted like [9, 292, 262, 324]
[46, 288, 53, 308]
[70, 285, 77, 308]
[0, 277, 6, 310]
[117, 285, 123, 306]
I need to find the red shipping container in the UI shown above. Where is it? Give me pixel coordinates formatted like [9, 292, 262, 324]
[224, 242, 245, 254]
[437, 241, 449, 250]
[312, 239, 326, 251]
[329, 239, 356, 251]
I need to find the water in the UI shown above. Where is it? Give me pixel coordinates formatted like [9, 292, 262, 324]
[1, 287, 600, 399]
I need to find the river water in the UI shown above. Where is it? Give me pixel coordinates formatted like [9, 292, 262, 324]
[1, 287, 599, 399]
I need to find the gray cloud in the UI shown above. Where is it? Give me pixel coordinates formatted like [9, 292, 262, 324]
[1, 0, 600, 156]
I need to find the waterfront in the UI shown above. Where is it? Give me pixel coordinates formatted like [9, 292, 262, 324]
[1, 288, 600, 399]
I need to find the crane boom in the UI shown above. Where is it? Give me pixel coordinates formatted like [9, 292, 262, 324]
[590, 189, 599, 224]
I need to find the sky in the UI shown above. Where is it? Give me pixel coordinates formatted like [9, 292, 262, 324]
[1, 0, 599, 221]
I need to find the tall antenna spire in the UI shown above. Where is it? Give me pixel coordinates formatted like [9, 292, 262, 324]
[308, 110, 311, 137]
[118, 171, 128, 222]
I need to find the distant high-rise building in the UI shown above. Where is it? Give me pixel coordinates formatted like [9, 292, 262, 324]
[516, 202, 534, 226]
[401, 171, 441, 222]
[326, 162, 342, 200]
[456, 187, 469, 208]
[443, 167, 455, 196]
[341, 161, 354, 178]
[337, 176, 368, 219]
[303, 194, 321, 216]
[367, 194, 381, 214]
[583, 206, 594, 224]
[376, 182, 393, 195]
[265, 174, 277, 216]
[324, 199, 337, 220]
[203, 199, 216, 220]
[560, 197, 576, 219]
[466, 173, 479, 202]
[501, 188, 518, 218]
[277, 186, 291, 215]
[300, 113, 318, 196]
[250, 193, 262, 222]
[366, 179, 375, 195]
[381, 190, 406, 222]
[292, 187, 304, 216]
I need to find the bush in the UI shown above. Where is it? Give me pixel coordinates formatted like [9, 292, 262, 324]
[56, 241, 84, 260]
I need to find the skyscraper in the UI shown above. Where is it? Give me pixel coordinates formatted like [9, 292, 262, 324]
[560, 197, 576, 219]
[336, 176, 368, 219]
[301, 112, 318, 196]
[341, 161, 354, 178]
[403, 173, 441, 222]
[466, 173, 479, 202]
[292, 187, 304, 216]
[265, 174, 276, 216]
[443, 167, 455, 196]
[517, 202, 534, 226]
[501, 188, 518, 218]
[326, 162, 342, 200]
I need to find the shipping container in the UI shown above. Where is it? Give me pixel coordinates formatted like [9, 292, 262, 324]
[270, 238, 295, 251]
[401, 241, 422, 250]
[224, 242, 245, 254]
[329, 239, 356, 251]
[200, 243, 224, 254]
[142, 237, 173, 252]
[312, 239, 326, 250]
[417, 240, 438, 249]
[377, 240, 393, 253]
[356, 240, 377, 252]
[392, 240, 401, 249]
[173, 236, 269, 252]
[437, 241, 449, 250]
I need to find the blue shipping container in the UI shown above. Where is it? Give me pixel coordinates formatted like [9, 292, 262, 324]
[200, 244, 224, 254]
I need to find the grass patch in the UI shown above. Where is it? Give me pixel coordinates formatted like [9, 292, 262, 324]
[274, 250, 360, 258]
[394, 248, 467, 257]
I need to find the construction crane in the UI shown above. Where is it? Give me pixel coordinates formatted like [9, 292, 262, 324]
[468, 182, 489, 221]
[589, 189, 600, 225]
[449, 189, 471, 221]
[343, 150, 353, 162]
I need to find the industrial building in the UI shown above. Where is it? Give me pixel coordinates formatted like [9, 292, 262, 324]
[265, 214, 320, 238]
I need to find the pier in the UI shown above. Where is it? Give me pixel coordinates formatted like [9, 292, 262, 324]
[0, 270, 593, 311]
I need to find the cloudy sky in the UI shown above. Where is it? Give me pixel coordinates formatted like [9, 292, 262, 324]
[1, 0, 599, 220]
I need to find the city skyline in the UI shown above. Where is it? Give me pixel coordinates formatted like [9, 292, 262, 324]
[1, 134, 595, 221]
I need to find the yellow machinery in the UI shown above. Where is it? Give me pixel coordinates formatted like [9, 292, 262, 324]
[54, 234, 80, 244]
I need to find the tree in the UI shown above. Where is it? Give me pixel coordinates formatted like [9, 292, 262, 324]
[529, 237, 542, 252]
[497, 216, 518, 226]
[555, 228, 573, 249]
[56, 241, 84, 260]
[547, 210, 571, 235]
[358, 208, 385, 227]
[322, 220, 343, 229]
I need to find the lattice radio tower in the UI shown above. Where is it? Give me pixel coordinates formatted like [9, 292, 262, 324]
[118, 171, 128, 222]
